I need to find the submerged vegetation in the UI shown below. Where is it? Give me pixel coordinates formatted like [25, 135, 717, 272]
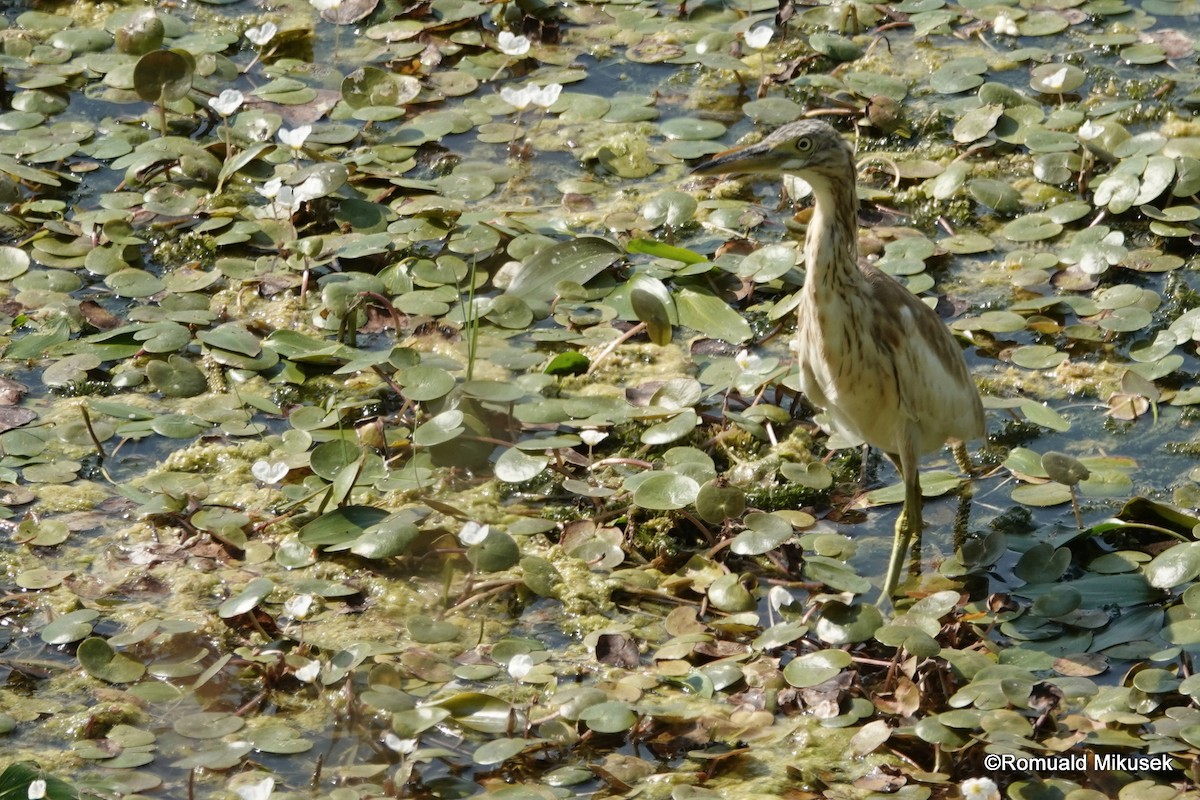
[1, 0, 1200, 798]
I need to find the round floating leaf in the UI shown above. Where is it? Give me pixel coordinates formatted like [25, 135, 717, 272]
[695, 479, 746, 523]
[814, 601, 884, 645]
[133, 49, 194, 103]
[218, 577, 274, 618]
[172, 711, 245, 740]
[413, 410, 464, 447]
[578, 700, 637, 733]
[397, 364, 456, 401]
[708, 572, 755, 612]
[1146, 542, 1200, 590]
[42, 609, 99, 645]
[310, 440, 362, 479]
[1030, 63, 1084, 93]
[408, 615, 460, 644]
[0, 245, 29, 279]
[1001, 213, 1063, 242]
[730, 512, 792, 555]
[78, 637, 146, 684]
[640, 409, 699, 445]
[631, 473, 699, 510]
[1041, 451, 1090, 485]
[341, 66, 420, 110]
[781, 461, 834, 489]
[467, 529, 520, 572]
[783, 648, 852, 688]
[146, 355, 207, 398]
[495, 447, 548, 483]
[350, 518, 419, 559]
[16, 568, 71, 589]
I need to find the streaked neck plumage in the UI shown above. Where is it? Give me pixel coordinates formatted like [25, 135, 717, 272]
[802, 168, 861, 296]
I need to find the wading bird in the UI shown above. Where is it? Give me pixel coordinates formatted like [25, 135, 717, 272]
[693, 119, 985, 598]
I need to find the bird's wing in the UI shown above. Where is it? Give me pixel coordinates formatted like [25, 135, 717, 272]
[861, 266, 985, 451]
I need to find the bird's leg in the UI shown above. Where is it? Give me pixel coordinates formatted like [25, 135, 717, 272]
[951, 440, 974, 475]
[882, 437, 922, 601]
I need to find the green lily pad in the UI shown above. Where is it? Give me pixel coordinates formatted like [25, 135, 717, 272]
[78, 637, 146, 683]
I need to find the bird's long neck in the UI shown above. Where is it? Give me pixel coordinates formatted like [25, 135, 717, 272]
[803, 173, 861, 295]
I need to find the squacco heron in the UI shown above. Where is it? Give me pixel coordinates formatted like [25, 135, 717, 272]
[693, 119, 985, 598]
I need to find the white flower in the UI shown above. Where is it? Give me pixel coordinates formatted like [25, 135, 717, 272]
[251, 460, 289, 484]
[744, 26, 773, 50]
[580, 429, 608, 446]
[293, 658, 320, 683]
[993, 12, 1019, 37]
[275, 185, 298, 210]
[767, 585, 796, 613]
[385, 734, 418, 754]
[508, 653, 533, 680]
[500, 85, 535, 110]
[246, 22, 278, 46]
[735, 349, 763, 371]
[257, 177, 283, 200]
[279, 125, 312, 151]
[1042, 67, 1069, 91]
[283, 593, 314, 619]
[247, 117, 274, 142]
[497, 30, 531, 57]
[961, 777, 1000, 800]
[1077, 120, 1101, 141]
[293, 174, 328, 204]
[459, 521, 489, 545]
[311, 0, 341, 11]
[234, 776, 275, 800]
[27, 781, 46, 800]
[530, 83, 562, 109]
[209, 89, 244, 117]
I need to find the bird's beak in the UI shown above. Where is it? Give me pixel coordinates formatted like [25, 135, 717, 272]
[691, 139, 787, 177]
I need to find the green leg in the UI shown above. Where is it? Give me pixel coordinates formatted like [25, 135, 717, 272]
[881, 440, 922, 602]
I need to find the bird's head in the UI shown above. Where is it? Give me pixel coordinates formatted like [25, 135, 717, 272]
[691, 119, 854, 182]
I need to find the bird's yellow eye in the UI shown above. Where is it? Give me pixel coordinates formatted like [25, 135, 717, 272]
[795, 137, 813, 153]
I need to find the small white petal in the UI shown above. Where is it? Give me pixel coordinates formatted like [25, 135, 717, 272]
[767, 585, 795, 613]
[257, 177, 283, 200]
[234, 776, 275, 800]
[293, 658, 320, 683]
[208, 89, 245, 117]
[385, 734, 418, 754]
[961, 777, 1000, 800]
[293, 175, 328, 204]
[246, 22, 278, 46]
[744, 26, 773, 50]
[251, 460, 289, 484]
[500, 85, 533, 110]
[27, 781, 46, 800]
[580, 429, 608, 446]
[735, 349, 763, 371]
[311, 0, 341, 11]
[1077, 120, 1101, 140]
[283, 593, 314, 619]
[993, 13, 1019, 36]
[531, 83, 562, 109]
[508, 653, 534, 680]
[279, 125, 312, 149]
[1043, 67, 1069, 91]
[497, 30, 531, 56]
[459, 521, 489, 545]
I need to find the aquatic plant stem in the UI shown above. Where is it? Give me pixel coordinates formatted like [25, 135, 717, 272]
[79, 405, 107, 460]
